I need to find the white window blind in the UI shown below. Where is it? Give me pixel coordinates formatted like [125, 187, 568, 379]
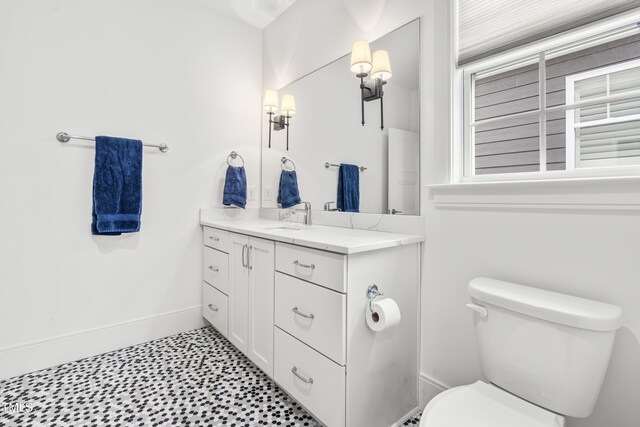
[457, 0, 640, 65]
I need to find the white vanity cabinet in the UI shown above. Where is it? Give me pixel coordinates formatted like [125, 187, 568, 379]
[202, 229, 230, 337]
[201, 222, 422, 427]
[228, 233, 275, 377]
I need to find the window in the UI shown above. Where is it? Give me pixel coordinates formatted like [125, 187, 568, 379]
[566, 59, 640, 169]
[460, 18, 640, 180]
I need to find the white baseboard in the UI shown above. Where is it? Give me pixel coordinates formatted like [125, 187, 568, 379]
[419, 374, 448, 407]
[0, 306, 206, 381]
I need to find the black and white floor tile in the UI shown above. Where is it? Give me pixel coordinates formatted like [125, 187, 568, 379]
[402, 411, 422, 425]
[1, 326, 423, 427]
[403, 411, 422, 426]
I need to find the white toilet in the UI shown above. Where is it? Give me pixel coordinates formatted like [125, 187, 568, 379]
[420, 277, 623, 427]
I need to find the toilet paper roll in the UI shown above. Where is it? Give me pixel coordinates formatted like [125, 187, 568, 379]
[366, 298, 401, 332]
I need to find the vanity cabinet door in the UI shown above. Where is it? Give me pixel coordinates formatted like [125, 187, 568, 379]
[274, 328, 346, 427]
[202, 281, 228, 338]
[228, 233, 250, 354]
[247, 237, 275, 376]
[202, 246, 229, 294]
[203, 227, 230, 253]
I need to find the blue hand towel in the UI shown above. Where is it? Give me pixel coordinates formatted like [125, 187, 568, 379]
[92, 136, 143, 235]
[337, 164, 359, 213]
[223, 165, 247, 209]
[277, 170, 301, 209]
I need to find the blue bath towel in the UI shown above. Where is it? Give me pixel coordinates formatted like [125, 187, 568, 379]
[223, 165, 247, 209]
[92, 136, 143, 235]
[277, 170, 301, 209]
[337, 164, 359, 213]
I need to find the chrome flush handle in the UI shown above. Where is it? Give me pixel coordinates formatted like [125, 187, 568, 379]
[465, 303, 488, 318]
[292, 306, 315, 319]
[207, 304, 218, 312]
[208, 266, 219, 272]
[291, 366, 314, 384]
[293, 260, 315, 270]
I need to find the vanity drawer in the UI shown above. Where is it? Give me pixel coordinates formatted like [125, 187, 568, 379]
[202, 282, 228, 338]
[274, 328, 345, 427]
[203, 227, 230, 253]
[275, 243, 346, 293]
[275, 272, 346, 365]
[203, 246, 229, 295]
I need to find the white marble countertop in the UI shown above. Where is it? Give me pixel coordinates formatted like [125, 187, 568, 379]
[200, 217, 424, 254]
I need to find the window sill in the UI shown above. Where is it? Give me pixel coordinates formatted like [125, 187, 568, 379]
[425, 175, 640, 212]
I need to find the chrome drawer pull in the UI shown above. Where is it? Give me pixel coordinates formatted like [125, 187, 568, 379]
[291, 366, 313, 384]
[209, 236, 220, 242]
[293, 260, 315, 270]
[292, 306, 314, 320]
[207, 304, 218, 312]
[208, 266, 219, 272]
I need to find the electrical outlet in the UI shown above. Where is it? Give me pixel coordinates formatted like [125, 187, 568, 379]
[247, 186, 256, 201]
[263, 187, 272, 201]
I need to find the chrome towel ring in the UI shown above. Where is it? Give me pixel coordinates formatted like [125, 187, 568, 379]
[281, 157, 296, 171]
[227, 151, 245, 167]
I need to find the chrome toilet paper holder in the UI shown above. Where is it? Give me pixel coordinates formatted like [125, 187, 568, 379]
[367, 284, 384, 313]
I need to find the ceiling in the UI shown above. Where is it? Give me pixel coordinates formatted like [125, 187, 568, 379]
[197, 0, 297, 29]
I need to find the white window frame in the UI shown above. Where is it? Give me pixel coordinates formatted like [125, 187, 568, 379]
[454, 10, 640, 183]
[565, 58, 640, 169]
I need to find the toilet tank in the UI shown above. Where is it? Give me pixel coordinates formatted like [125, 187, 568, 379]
[468, 278, 623, 418]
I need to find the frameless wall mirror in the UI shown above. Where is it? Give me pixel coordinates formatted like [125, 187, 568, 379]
[261, 19, 420, 215]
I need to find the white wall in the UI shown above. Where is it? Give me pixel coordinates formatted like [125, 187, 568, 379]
[262, 0, 431, 90]
[264, 1, 640, 426]
[0, 0, 262, 379]
[422, 184, 640, 427]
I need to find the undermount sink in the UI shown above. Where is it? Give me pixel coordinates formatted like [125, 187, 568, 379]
[263, 225, 302, 231]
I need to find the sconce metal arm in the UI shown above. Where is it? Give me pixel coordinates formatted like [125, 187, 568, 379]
[358, 73, 367, 126]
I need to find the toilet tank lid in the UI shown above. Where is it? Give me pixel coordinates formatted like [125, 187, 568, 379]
[468, 278, 623, 332]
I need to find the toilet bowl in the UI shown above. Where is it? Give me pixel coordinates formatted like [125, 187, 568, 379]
[420, 277, 622, 427]
[420, 381, 564, 427]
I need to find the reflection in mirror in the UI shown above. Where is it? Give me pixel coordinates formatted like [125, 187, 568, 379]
[262, 19, 420, 215]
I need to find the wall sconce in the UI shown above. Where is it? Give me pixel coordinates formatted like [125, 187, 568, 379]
[350, 40, 392, 130]
[263, 90, 296, 151]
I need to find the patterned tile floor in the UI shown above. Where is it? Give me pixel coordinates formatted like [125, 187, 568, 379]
[1, 327, 423, 426]
[403, 411, 422, 425]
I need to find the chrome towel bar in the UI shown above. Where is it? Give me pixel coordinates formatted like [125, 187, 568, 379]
[56, 132, 169, 153]
[324, 162, 367, 172]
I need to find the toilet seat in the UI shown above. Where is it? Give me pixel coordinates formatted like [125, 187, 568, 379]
[420, 381, 565, 427]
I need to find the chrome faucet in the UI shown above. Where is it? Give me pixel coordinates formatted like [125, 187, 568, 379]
[301, 201, 312, 225]
[323, 201, 341, 212]
[278, 210, 293, 221]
